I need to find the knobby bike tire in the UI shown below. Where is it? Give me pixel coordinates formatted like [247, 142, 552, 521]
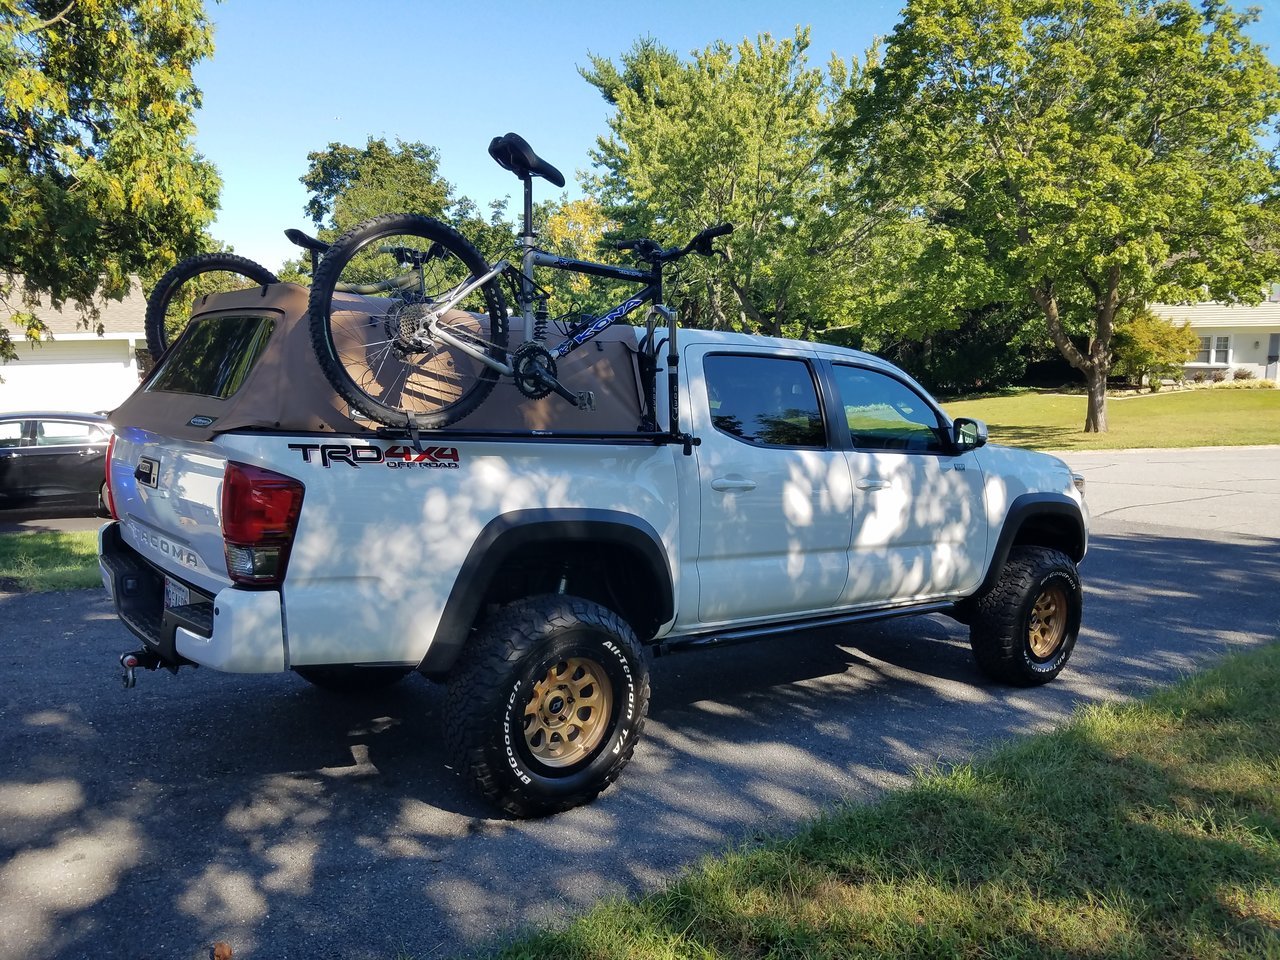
[144, 253, 279, 359]
[307, 213, 509, 429]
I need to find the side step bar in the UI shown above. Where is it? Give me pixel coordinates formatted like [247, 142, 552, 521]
[651, 601, 958, 658]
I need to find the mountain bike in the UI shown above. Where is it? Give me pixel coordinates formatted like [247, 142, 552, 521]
[305, 132, 732, 430]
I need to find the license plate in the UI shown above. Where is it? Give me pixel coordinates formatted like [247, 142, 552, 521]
[164, 576, 190, 610]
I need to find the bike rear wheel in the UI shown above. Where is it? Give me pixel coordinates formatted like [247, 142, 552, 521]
[145, 253, 279, 361]
[308, 213, 509, 428]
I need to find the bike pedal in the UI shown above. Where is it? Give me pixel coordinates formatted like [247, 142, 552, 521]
[576, 391, 596, 412]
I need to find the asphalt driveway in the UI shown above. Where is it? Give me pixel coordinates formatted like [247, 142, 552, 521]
[1, 446, 1277, 960]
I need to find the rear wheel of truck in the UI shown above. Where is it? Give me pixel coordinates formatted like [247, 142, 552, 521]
[293, 665, 413, 694]
[969, 546, 1082, 686]
[444, 595, 650, 818]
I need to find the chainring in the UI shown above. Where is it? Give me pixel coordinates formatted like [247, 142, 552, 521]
[512, 342, 557, 399]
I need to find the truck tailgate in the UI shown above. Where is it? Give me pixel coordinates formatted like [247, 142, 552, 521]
[108, 425, 231, 595]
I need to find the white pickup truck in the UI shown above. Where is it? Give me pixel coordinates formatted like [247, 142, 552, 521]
[99, 283, 1088, 817]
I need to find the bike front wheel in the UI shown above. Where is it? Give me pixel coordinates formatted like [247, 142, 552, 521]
[308, 213, 509, 428]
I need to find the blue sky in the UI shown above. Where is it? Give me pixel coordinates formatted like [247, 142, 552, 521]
[194, 0, 1280, 272]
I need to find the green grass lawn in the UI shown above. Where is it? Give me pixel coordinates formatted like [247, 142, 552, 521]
[943, 387, 1280, 450]
[0, 530, 101, 591]
[490, 644, 1280, 960]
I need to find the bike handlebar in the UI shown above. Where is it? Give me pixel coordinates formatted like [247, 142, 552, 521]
[611, 223, 734, 264]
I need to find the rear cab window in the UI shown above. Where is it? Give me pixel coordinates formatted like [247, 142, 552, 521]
[148, 315, 275, 399]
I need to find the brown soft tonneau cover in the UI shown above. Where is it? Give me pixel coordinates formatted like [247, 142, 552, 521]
[113, 283, 647, 441]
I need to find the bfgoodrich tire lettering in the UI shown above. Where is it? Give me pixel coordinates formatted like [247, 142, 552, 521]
[444, 595, 650, 817]
[969, 546, 1082, 686]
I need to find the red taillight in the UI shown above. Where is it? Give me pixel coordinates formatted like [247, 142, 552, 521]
[221, 462, 304, 587]
[104, 435, 119, 520]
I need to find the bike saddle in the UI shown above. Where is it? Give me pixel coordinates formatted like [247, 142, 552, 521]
[284, 228, 329, 253]
[488, 132, 566, 188]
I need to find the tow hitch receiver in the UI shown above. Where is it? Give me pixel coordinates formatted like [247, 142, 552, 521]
[119, 650, 163, 689]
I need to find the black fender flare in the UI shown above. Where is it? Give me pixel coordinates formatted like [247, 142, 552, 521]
[978, 493, 1087, 595]
[418, 509, 673, 676]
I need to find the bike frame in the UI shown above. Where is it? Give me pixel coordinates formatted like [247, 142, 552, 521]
[420, 249, 667, 377]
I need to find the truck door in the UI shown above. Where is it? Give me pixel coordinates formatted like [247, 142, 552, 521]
[690, 348, 853, 623]
[828, 363, 987, 604]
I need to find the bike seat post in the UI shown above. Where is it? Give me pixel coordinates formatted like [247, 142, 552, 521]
[518, 173, 537, 329]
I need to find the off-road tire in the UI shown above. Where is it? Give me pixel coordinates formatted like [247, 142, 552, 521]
[970, 546, 1082, 686]
[145, 253, 279, 359]
[308, 212, 509, 428]
[444, 595, 650, 818]
[293, 665, 413, 694]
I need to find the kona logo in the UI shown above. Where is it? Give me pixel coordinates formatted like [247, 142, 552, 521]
[131, 523, 199, 568]
[287, 443, 461, 469]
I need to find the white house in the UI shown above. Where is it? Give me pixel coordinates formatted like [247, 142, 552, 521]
[1153, 294, 1280, 382]
[0, 281, 147, 413]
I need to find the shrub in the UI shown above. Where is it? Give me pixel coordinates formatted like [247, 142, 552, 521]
[1214, 378, 1277, 389]
[1233, 367, 1256, 381]
[1111, 311, 1199, 387]
[1192, 371, 1206, 383]
[1211, 369, 1228, 383]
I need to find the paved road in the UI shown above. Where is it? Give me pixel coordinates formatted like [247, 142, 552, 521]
[1, 448, 1277, 960]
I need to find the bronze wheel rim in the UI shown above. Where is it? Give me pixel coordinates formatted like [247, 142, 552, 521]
[1028, 585, 1068, 659]
[522, 657, 613, 768]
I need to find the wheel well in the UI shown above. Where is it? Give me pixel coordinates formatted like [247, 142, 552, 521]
[1011, 514, 1084, 562]
[481, 539, 669, 641]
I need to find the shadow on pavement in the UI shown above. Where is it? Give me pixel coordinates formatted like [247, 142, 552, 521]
[0, 527, 1276, 960]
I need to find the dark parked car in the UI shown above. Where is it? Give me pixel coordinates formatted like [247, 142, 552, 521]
[0, 412, 111, 514]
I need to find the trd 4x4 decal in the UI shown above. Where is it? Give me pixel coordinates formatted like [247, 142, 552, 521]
[287, 443, 461, 469]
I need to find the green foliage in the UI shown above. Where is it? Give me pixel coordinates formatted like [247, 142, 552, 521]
[881, 303, 1048, 394]
[301, 137, 453, 235]
[581, 29, 874, 339]
[529, 195, 625, 322]
[0, 0, 221, 362]
[832, 0, 1280, 432]
[290, 137, 516, 283]
[1112, 309, 1199, 387]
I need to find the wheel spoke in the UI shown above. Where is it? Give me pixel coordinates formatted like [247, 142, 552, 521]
[519, 656, 614, 769]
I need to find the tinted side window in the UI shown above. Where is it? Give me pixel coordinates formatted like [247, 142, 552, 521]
[0, 421, 26, 448]
[833, 365, 945, 452]
[149, 315, 275, 399]
[36, 421, 104, 445]
[704, 354, 826, 448]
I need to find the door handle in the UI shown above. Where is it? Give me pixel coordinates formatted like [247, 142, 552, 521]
[856, 478, 891, 491]
[711, 477, 757, 492]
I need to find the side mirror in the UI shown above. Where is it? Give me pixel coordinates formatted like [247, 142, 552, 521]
[953, 417, 988, 450]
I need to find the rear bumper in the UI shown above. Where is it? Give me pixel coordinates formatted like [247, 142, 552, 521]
[99, 522, 286, 673]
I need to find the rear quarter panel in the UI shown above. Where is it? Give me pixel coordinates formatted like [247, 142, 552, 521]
[219, 435, 680, 666]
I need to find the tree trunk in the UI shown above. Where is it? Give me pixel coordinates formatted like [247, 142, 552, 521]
[1031, 281, 1112, 433]
[1083, 365, 1108, 433]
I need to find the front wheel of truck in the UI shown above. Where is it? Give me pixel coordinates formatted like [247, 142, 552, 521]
[444, 595, 650, 818]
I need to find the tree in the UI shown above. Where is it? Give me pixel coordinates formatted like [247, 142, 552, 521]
[1111, 308, 1200, 388]
[533, 195, 619, 320]
[0, 0, 221, 362]
[283, 137, 514, 283]
[581, 30, 872, 339]
[831, 0, 1280, 431]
